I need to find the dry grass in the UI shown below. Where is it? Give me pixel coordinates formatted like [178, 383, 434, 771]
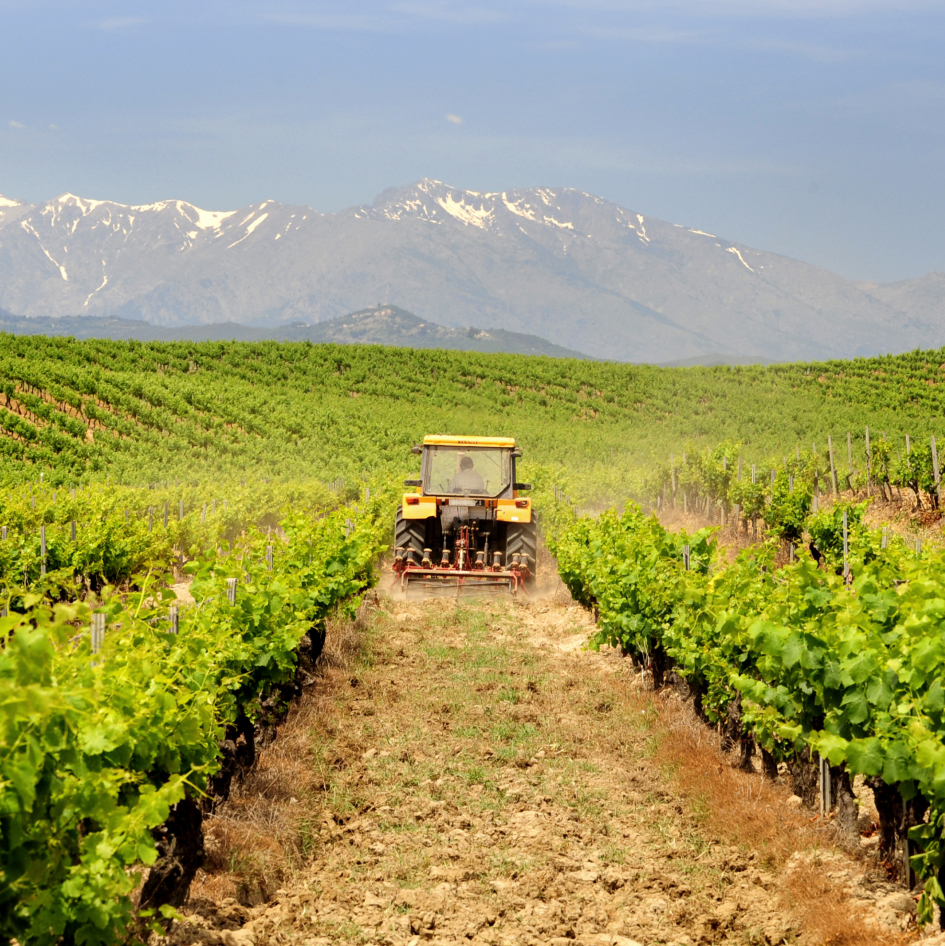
[649, 690, 917, 945]
[783, 867, 914, 946]
[650, 692, 817, 865]
[189, 602, 371, 905]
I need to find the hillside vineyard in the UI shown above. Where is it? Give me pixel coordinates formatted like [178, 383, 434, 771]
[2, 333, 945, 493]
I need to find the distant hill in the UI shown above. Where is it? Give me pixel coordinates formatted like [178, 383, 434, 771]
[1, 179, 942, 363]
[0, 305, 592, 359]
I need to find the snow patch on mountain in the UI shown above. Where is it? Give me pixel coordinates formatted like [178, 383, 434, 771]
[726, 247, 755, 272]
[502, 194, 536, 221]
[84, 264, 108, 307]
[435, 193, 494, 229]
[57, 193, 109, 215]
[188, 205, 236, 230]
[227, 213, 269, 248]
[20, 219, 69, 280]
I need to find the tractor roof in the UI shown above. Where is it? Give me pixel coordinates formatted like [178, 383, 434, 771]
[423, 435, 516, 448]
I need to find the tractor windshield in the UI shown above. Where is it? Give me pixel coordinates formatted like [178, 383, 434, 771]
[423, 446, 512, 498]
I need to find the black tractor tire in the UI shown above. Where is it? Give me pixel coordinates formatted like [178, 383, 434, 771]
[395, 506, 429, 563]
[505, 520, 538, 591]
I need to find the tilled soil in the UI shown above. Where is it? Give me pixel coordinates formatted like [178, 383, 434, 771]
[166, 596, 904, 946]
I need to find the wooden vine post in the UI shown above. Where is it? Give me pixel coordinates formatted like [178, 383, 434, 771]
[827, 434, 838, 495]
[932, 435, 941, 504]
[90, 613, 106, 665]
[820, 755, 832, 816]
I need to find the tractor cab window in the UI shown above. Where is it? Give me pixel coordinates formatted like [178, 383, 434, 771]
[423, 446, 511, 497]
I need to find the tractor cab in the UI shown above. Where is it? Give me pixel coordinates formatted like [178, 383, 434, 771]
[418, 437, 517, 499]
[394, 435, 536, 596]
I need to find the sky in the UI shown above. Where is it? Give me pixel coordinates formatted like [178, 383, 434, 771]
[1, 0, 943, 283]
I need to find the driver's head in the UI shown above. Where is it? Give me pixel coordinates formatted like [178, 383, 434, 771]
[460, 455, 474, 470]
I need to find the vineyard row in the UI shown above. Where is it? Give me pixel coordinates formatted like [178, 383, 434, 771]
[550, 498, 945, 926]
[0, 489, 389, 946]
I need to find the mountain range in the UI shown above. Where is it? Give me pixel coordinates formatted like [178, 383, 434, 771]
[0, 179, 942, 363]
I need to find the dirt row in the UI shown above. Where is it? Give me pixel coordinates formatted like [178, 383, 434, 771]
[163, 591, 925, 946]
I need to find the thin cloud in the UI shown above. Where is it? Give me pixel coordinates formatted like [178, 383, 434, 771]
[264, 3, 506, 30]
[390, 2, 507, 24]
[581, 25, 711, 44]
[532, 0, 941, 16]
[747, 36, 856, 62]
[265, 11, 391, 29]
[8, 120, 25, 129]
[446, 113, 464, 124]
[98, 16, 147, 29]
[581, 23, 858, 60]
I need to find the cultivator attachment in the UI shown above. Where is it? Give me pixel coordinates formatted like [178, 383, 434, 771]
[392, 525, 533, 599]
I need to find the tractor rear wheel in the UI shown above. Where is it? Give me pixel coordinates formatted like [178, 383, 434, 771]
[395, 506, 428, 562]
[505, 520, 538, 591]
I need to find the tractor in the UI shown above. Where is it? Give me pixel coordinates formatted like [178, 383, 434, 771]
[392, 435, 537, 596]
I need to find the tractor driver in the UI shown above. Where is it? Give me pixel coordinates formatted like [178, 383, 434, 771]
[449, 454, 485, 493]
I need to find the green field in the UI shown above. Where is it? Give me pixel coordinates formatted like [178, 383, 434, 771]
[3, 334, 945, 500]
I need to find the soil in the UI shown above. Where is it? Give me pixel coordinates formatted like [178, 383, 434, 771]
[161, 588, 921, 946]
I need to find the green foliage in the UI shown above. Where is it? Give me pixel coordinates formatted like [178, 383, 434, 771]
[763, 471, 812, 543]
[0, 488, 389, 946]
[806, 499, 868, 567]
[7, 333, 945, 931]
[0, 480, 339, 599]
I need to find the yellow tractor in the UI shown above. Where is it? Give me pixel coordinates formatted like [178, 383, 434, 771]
[393, 435, 536, 596]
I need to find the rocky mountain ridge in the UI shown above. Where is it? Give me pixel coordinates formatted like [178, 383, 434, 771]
[0, 179, 941, 362]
